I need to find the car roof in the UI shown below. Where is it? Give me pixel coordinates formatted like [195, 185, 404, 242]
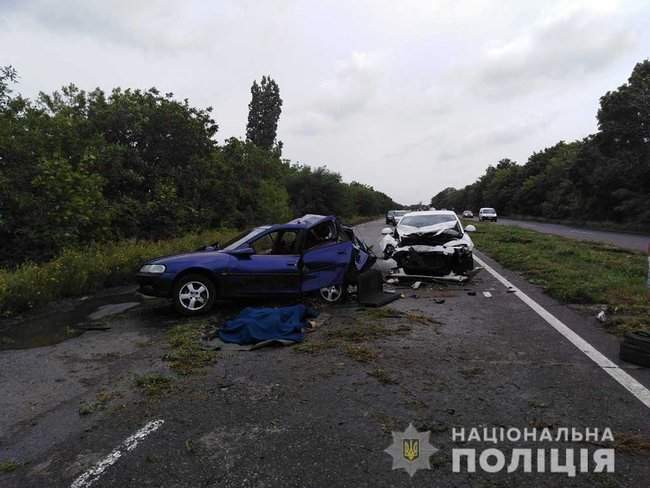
[284, 214, 333, 229]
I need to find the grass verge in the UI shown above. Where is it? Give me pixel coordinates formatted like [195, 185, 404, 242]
[164, 322, 217, 375]
[0, 460, 19, 473]
[468, 221, 649, 335]
[0, 228, 237, 316]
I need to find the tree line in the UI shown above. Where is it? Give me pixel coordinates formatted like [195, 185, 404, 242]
[0, 70, 398, 266]
[431, 60, 650, 231]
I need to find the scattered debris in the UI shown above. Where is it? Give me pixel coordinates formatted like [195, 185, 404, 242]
[482, 291, 493, 298]
[358, 269, 401, 307]
[596, 310, 607, 323]
[411, 281, 422, 289]
[434, 298, 446, 304]
[467, 291, 477, 296]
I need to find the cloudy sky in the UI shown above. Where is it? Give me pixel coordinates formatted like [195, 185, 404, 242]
[1, 0, 648, 203]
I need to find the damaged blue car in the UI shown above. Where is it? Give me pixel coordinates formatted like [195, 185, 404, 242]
[136, 215, 376, 315]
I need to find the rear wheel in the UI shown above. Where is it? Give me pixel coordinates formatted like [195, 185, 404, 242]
[172, 273, 216, 315]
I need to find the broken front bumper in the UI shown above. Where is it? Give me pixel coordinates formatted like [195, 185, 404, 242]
[391, 245, 474, 276]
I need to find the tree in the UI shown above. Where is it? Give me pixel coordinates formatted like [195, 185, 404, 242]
[246, 76, 283, 151]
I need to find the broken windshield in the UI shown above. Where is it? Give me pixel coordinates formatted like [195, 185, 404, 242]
[399, 214, 457, 228]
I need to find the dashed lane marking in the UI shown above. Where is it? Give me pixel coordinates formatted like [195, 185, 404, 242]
[70, 419, 165, 488]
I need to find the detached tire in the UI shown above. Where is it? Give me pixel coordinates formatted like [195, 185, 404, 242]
[623, 331, 650, 349]
[172, 273, 217, 316]
[620, 343, 650, 367]
[619, 331, 650, 367]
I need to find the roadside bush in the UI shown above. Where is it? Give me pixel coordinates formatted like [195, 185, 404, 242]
[0, 228, 237, 316]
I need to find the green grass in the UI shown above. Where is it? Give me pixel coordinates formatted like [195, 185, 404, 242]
[469, 221, 650, 334]
[0, 460, 19, 473]
[0, 228, 237, 316]
[134, 374, 174, 397]
[164, 322, 217, 375]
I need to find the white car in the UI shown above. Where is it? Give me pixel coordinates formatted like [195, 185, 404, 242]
[479, 207, 498, 222]
[380, 210, 476, 275]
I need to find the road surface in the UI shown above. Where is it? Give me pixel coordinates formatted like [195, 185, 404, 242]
[495, 218, 650, 253]
[1, 219, 649, 487]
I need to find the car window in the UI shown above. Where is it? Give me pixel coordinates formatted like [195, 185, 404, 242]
[304, 221, 337, 250]
[250, 230, 299, 255]
[399, 214, 456, 228]
[222, 227, 268, 251]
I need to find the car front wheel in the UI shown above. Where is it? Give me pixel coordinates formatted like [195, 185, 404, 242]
[383, 244, 395, 259]
[173, 273, 216, 315]
[319, 284, 346, 303]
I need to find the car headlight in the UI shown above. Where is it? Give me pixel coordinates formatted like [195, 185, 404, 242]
[139, 264, 166, 273]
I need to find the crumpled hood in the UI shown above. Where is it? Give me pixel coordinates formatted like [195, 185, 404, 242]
[398, 220, 457, 236]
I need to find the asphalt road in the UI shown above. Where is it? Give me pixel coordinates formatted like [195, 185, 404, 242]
[1, 219, 649, 487]
[494, 218, 650, 253]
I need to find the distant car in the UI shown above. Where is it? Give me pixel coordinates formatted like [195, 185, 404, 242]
[385, 210, 408, 225]
[379, 210, 476, 275]
[479, 208, 498, 222]
[462, 210, 474, 218]
[136, 215, 376, 315]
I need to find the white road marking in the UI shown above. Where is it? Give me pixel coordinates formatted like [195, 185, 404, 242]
[70, 419, 164, 488]
[473, 255, 650, 410]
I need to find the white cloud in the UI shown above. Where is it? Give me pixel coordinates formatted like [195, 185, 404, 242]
[1, 0, 648, 203]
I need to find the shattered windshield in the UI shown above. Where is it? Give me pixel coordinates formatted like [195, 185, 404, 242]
[399, 214, 457, 228]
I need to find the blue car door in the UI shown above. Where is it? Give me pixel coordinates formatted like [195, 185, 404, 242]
[227, 229, 302, 295]
[300, 220, 353, 292]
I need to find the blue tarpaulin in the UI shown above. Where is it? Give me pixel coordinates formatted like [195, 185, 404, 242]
[218, 305, 318, 345]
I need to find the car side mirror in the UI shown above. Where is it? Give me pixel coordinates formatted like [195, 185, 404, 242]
[229, 247, 255, 257]
[465, 225, 476, 233]
[381, 227, 393, 235]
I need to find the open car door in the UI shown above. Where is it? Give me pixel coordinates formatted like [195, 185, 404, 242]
[300, 218, 353, 293]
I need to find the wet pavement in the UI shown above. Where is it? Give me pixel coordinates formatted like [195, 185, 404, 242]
[0, 220, 649, 487]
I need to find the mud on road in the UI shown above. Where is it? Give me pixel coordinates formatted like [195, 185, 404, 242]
[1, 220, 650, 487]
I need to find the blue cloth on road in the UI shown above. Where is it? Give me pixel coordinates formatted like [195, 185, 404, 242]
[218, 304, 318, 345]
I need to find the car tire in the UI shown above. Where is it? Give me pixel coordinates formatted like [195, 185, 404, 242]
[619, 342, 650, 367]
[319, 284, 347, 303]
[172, 273, 217, 316]
[383, 244, 395, 260]
[623, 331, 650, 350]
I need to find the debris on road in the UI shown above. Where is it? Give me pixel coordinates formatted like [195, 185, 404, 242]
[467, 291, 477, 296]
[358, 269, 401, 307]
[596, 310, 607, 323]
[482, 291, 493, 298]
[619, 331, 650, 367]
[411, 281, 422, 289]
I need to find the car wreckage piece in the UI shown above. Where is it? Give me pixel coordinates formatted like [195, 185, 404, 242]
[380, 210, 478, 280]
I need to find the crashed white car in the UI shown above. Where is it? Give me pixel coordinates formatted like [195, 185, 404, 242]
[380, 210, 476, 276]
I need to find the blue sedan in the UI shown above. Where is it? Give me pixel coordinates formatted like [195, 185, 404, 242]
[136, 215, 376, 315]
